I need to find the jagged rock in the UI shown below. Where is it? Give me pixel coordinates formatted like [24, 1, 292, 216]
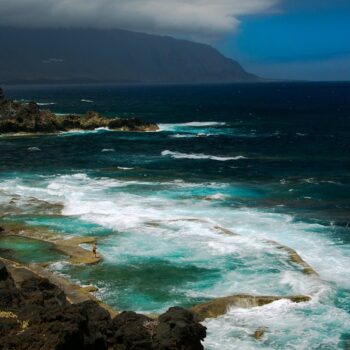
[0, 261, 9, 281]
[111, 308, 206, 350]
[0, 88, 159, 133]
[0, 261, 206, 350]
[154, 307, 206, 350]
[0, 262, 111, 350]
[112, 311, 154, 349]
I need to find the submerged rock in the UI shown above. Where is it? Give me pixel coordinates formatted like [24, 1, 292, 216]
[0, 88, 159, 134]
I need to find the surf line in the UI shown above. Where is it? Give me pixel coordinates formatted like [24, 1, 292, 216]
[148, 217, 319, 321]
[1, 218, 319, 322]
[153, 217, 318, 276]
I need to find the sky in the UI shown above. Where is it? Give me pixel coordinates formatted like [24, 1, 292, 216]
[216, 1, 350, 80]
[1, 0, 349, 80]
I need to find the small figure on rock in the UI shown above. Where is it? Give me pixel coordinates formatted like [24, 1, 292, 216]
[92, 242, 98, 258]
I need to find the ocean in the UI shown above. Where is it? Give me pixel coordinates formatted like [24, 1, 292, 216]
[1, 82, 350, 349]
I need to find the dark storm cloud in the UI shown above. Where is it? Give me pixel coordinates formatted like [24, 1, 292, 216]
[0, 0, 278, 39]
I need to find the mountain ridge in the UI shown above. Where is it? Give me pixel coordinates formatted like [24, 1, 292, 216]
[0, 27, 258, 84]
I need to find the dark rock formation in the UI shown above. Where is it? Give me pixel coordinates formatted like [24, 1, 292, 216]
[0, 88, 5, 102]
[0, 260, 206, 350]
[154, 307, 206, 350]
[111, 308, 206, 350]
[0, 89, 159, 134]
[112, 311, 155, 349]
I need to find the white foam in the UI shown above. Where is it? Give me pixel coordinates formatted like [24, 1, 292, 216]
[94, 127, 110, 131]
[60, 127, 110, 136]
[37, 102, 56, 106]
[204, 298, 350, 350]
[28, 147, 41, 152]
[180, 122, 226, 127]
[117, 167, 134, 170]
[161, 150, 246, 161]
[101, 148, 115, 152]
[2, 172, 350, 348]
[1, 173, 349, 292]
[81, 99, 94, 103]
[169, 134, 197, 138]
[158, 122, 226, 132]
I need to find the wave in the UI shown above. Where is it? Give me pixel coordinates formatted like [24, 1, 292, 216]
[101, 148, 115, 152]
[37, 102, 56, 106]
[81, 99, 94, 103]
[170, 134, 197, 138]
[4, 172, 349, 291]
[117, 167, 134, 170]
[204, 296, 350, 350]
[2, 172, 350, 347]
[60, 127, 110, 136]
[159, 121, 226, 132]
[28, 147, 41, 152]
[178, 122, 226, 127]
[161, 150, 246, 162]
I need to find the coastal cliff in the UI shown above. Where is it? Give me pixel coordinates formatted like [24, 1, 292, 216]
[0, 88, 159, 134]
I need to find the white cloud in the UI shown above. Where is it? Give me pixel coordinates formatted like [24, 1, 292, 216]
[0, 0, 279, 40]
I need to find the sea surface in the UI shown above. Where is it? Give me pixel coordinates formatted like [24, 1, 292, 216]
[1, 82, 350, 349]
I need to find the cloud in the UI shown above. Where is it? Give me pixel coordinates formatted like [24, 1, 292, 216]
[0, 0, 279, 40]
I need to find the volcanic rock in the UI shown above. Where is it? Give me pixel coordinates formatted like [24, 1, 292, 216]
[0, 88, 159, 134]
[0, 260, 206, 350]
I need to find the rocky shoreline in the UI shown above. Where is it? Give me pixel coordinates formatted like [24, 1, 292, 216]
[0, 221, 317, 349]
[0, 87, 159, 134]
[0, 257, 206, 350]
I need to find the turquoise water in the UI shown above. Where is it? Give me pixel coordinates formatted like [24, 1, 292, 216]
[0, 235, 64, 263]
[1, 83, 350, 349]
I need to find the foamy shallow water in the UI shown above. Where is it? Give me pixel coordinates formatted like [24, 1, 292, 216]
[1, 172, 350, 349]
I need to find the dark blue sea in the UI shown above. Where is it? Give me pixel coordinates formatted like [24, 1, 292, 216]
[1, 82, 350, 349]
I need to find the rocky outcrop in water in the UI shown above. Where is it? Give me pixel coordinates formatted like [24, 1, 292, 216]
[191, 294, 311, 322]
[0, 88, 159, 133]
[0, 259, 206, 350]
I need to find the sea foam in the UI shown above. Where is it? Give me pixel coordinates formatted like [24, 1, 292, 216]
[161, 150, 246, 161]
